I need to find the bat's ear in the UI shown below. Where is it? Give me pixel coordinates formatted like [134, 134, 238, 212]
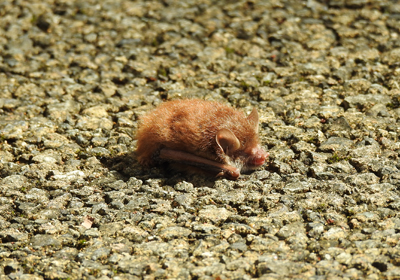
[216, 128, 240, 155]
[247, 108, 259, 133]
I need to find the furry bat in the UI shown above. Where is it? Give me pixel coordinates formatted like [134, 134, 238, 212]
[135, 99, 268, 179]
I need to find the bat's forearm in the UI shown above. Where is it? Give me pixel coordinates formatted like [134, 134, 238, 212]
[159, 148, 240, 179]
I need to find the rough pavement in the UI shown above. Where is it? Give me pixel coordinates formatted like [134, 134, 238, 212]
[1, 0, 400, 279]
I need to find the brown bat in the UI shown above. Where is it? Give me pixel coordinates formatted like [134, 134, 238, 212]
[135, 99, 268, 179]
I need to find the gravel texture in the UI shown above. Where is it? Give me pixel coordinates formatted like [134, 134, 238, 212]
[1, 0, 400, 279]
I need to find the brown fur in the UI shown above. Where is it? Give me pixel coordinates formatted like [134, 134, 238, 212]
[136, 99, 267, 177]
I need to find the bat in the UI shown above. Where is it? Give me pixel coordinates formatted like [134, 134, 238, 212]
[135, 99, 268, 179]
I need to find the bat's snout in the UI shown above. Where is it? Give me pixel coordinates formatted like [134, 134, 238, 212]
[247, 146, 268, 167]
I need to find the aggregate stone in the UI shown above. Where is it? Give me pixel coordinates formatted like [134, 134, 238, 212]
[158, 226, 191, 241]
[343, 94, 392, 110]
[75, 116, 113, 131]
[0, 121, 29, 140]
[30, 234, 62, 249]
[173, 193, 194, 209]
[174, 181, 195, 192]
[319, 136, 354, 152]
[322, 227, 348, 240]
[120, 226, 149, 243]
[192, 223, 220, 235]
[198, 206, 234, 224]
[46, 100, 81, 123]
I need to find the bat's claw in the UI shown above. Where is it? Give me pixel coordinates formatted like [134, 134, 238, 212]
[220, 168, 240, 180]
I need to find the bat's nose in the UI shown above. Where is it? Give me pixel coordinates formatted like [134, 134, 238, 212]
[249, 155, 266, 166]
[248, 147, 268, 166]
[251, 157, 266, 166]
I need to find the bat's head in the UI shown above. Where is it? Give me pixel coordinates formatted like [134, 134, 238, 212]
[215, 108, 268, 174]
